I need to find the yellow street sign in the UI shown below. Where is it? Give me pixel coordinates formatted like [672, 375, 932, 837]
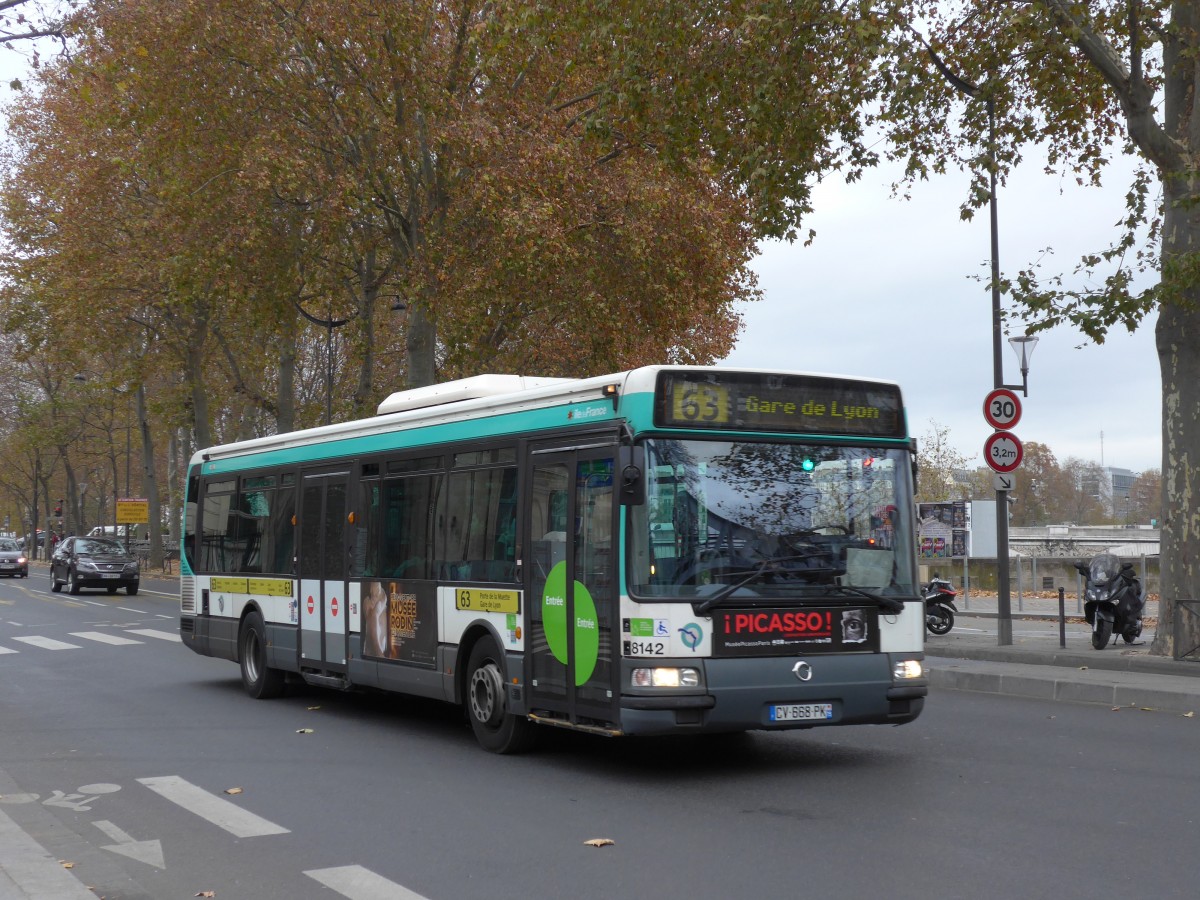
[116, 499, 149, 525]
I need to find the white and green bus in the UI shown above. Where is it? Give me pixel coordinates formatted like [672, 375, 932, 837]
[180, 367, 927, 752]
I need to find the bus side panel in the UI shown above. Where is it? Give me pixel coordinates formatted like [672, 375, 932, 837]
[182, 613, 239, 663]
[266, 622, 300, 672]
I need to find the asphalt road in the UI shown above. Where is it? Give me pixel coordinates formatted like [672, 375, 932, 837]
[2, 573, 1197, 899]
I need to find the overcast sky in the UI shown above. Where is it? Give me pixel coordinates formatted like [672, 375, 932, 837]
[721, 154, 1161, 477]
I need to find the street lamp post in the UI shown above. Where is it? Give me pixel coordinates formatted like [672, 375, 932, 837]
[294, 300, 353, 426]
[922, 43, 1040, 645]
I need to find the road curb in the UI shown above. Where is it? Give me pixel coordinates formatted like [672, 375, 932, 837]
[927, 657, 1200, 715]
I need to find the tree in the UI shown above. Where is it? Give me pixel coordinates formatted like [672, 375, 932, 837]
[1126, 468, 1163, 526]
[881, 3, 1197, 658]
[915, 420, 975, 503]
[1009, 442, 1059, 527]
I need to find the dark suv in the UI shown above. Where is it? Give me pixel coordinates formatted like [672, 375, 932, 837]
[50, 536, 140, 595]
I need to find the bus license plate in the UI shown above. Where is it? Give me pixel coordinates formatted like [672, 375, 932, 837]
[770, 703, 832, 722]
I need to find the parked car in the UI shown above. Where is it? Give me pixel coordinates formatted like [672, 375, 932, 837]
[0, 538, 28, 577]
[50, 536, 140, 595]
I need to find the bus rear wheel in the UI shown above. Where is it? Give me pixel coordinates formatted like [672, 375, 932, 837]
[240, 611, 285, 699]
[466, 638, 535, 754]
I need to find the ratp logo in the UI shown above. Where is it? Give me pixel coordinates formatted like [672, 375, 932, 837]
[678, 623, 703, 651]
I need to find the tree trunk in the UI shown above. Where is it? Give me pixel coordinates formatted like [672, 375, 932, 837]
[136, 385, 165, 569]
[405, 300, 437, 389]
[352, 247, 379, 415]
[276, 311, 297, 434]
[1151, 298, 1200, 658]
[166, 427, 180, 553]
[1149, 121, 1200, 657]
[186, 297, 212, 450]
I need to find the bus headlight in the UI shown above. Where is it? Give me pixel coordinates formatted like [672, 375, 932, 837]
[893, 659, 924, 680]
[632, 667, 700, 688]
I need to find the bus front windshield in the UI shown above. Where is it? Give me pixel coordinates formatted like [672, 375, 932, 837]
[628, 438, 916, 601]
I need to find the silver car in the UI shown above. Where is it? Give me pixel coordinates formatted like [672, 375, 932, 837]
[0, 538, 28, 577]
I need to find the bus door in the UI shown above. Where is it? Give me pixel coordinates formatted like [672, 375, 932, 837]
[525, 445, 619, 728]
[298, 469, 349, 671]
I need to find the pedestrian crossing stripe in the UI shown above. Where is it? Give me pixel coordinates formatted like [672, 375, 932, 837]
[0, 630, 176, 652]
[12, 636, 81, 650]
[70, 631, 143, 645]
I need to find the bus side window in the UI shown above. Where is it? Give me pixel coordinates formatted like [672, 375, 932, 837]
[437, 466, 518, 583]
[271, 484, 295, 574]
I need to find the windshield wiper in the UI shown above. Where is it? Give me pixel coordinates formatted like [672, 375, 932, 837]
[693, 561, 770, 615]
[692, 555, 832, 615]
[825, 585, 906, 615]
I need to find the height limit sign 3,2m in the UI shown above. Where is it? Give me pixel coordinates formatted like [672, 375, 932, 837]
[984, 430, 1023, 474]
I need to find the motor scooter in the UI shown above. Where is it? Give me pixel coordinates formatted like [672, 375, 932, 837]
[922, 573, 958, 635]
[1073, 553, 1144, 650]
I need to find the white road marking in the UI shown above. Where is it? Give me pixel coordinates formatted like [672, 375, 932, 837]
[0, 646, 17, 655]
[0, 805, 96, 898]
[94, 819, 166, 869]
[11, 636, 81, 650]
[117, 607, 145, 614]
[305, 865, 431, 900]
[70, 631, 143, 646]
[125, 628, 181, 642]
[137, 776, 290, 837]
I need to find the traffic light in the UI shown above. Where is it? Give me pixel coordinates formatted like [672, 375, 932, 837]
[54, 499, 62, 517]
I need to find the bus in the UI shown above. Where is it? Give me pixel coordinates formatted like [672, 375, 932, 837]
[179, 367, 927, 752]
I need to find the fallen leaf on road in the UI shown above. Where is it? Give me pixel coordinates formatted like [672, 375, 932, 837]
[583, 838, 615, 847]
[224, 787, 243, 795]
[195, 892, 215, 898]
[1184, 711, 1195, 718]
[1078, 666, 1088, 671]
[60, 860, 74, 869]
[296, 728, 314, 734]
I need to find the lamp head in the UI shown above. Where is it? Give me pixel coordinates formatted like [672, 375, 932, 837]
[1008, 334, 1038, 375]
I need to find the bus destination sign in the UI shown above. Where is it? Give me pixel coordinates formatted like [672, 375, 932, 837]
[655, 371, 904, 437]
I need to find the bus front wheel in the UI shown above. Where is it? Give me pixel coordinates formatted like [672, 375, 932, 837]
[466, 638, 535, 754]
[240, 611, 285, 699]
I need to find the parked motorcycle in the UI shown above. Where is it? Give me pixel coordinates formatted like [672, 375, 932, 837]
[922, 573, 958, 636]
[1073, 553, 1144, 650]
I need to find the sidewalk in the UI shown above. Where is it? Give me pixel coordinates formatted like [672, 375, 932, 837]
[925, 594, 1200, 715]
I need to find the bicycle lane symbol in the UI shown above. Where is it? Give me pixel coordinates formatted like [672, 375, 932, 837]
[0, 782, 121, 811]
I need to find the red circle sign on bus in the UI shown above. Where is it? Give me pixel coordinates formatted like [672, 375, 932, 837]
[984, 431, 1024, 473]
[983, 388, 1022, 430]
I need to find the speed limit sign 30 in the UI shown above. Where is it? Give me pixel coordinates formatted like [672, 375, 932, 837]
[983, 388, 1022, 430]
